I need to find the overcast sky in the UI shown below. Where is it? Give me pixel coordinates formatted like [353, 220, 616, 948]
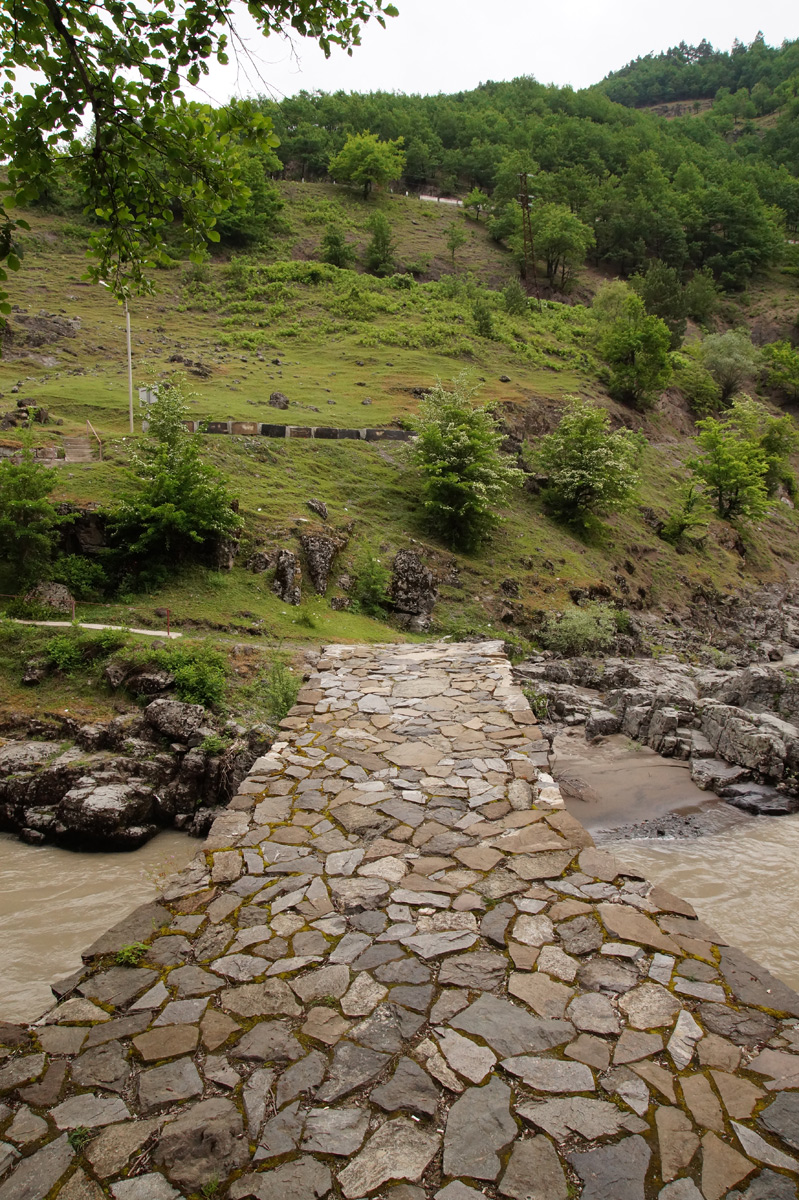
[192, 0, 797, 106]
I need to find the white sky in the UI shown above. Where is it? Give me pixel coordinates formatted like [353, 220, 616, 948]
[192, 0, 798, 105]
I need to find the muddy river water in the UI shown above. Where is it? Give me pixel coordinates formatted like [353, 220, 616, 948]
[3, 731, 799, 1023]
[0, 831, 199, 1023]
[554, 729, 799, 990]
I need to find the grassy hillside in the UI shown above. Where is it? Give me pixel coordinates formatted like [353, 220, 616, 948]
[2, 187, 799, 706]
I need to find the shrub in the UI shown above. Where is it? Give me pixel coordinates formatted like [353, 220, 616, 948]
[364, 212, 396, 276]
[147, 643, 227, 707]
[320, 226, 355, 269]
[659, 484, 711, 547]
[200, 733, 229, 754]
[51, 554, 108, 599]
[503, 277, 527, 316]
[351, 549, 391, 616]
[688, 399, 773, 523]
[260, 661, 300, 723]
[698, 330, 761, 403]
[535, 397, 644, 525]
[472, 297, 495, 339]
[106, 379, 242, 579]
[597, 293, 672, 409]
[409, 375, 524, 551]
[672, 354, 722, 416]
[540, 604, 618, 656]
[44, 633, 84, 673]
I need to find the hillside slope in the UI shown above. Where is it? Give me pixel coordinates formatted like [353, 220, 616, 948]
[2, 196, 799, 672]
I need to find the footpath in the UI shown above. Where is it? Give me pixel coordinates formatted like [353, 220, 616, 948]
[0, 641, 798, 1200]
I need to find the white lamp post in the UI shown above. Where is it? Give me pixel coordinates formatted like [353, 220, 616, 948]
[100, 282, 134, 434]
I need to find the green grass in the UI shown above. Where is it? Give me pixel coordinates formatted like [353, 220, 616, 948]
[1, 192, 798, 698]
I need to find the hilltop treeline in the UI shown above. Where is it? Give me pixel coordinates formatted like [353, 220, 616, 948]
[37, 37, 799, 292]
[246, 53, 799, 288]
[599, 32, 799, 110]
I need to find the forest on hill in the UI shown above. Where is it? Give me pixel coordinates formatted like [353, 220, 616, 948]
[237, 34, 799, 291]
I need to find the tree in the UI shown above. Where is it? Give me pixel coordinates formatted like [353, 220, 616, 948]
[409, 377, 524, 551]
[0, 446, 60, 585]
[321, 226, 356, 269]
[689, 404, 772, 522]
[472, 297, 495, 339]
[364, 211, 396, 275]
[108, 380, 242, 575]
[597, 294, 673, 410]
[535, 397, 644, 525]
[0, 0, 397, 303]
[683, 267, 719, 323]
[463, 188, 490, 220]
[328, 132, 406, 199]
[630, 260, 687, 348]
[763, 340, 799, 401]
[446, 223, 467, 265]
[698, 331, 761, 403]
[527, 203, 595, 288]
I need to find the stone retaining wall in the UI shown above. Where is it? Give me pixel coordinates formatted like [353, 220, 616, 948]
[1, 641, 798, 1200]
[182, 421, 415, 442]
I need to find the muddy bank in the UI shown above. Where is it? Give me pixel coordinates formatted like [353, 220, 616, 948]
[0, 830, 198, 1022]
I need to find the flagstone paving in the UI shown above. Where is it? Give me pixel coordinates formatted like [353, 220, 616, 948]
[1, 640, 798, 1199]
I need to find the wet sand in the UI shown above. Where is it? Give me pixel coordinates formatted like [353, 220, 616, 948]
[0, 831, 198, 1022]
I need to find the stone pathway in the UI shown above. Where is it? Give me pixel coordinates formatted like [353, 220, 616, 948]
[1, 640, 799, 1200]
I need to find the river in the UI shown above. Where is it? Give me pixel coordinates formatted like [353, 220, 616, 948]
[553, 728, 799, 990]
[0, 831, 199, 1023]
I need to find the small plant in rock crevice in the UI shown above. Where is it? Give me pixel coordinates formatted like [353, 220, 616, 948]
[68, 1127, 91, 1152]
[115, 941, 148, 966]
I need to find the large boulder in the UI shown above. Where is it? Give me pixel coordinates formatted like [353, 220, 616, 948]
[390, 549, 437, 631]
[56, 778, 157, 847]
[23, 581, 74, 614]
[269, 391, 290, 409]
[145, 698, 206, 741]
[273, 549, 302, 606]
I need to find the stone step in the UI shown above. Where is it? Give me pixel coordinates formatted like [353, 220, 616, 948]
[59, 437, 93, 463]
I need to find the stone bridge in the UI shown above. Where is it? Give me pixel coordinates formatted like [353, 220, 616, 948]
[1, 641, 798, 1200]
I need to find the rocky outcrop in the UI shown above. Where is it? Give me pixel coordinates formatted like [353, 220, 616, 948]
[57, 503, 107, 556]
[390, 549, 437, 632]
[301, 533, 343, 595]
[273, 549, 302, 606]
[517, 653, 799, 815]
[0, 705, 275, 849]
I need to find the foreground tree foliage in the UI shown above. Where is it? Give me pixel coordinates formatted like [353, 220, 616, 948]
[0, 0, 397, 301]
[108, 381, 242, 576]
[410, 378, 523, 551]
[536, 397, 644, 526]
